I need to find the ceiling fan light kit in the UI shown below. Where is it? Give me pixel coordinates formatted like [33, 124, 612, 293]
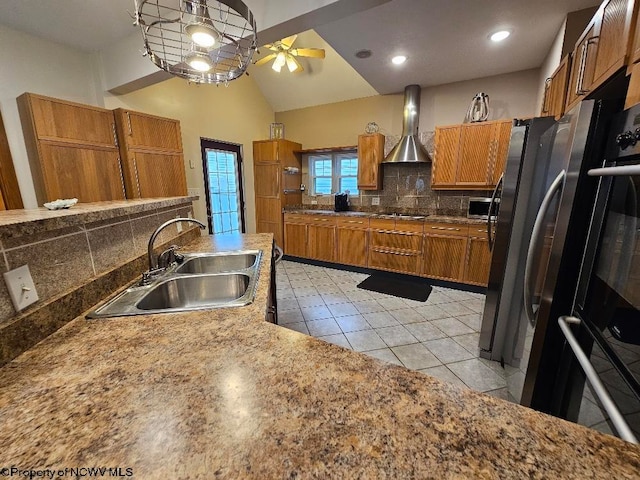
[254, 34, 326, 74]
[134, 0, 257, 84]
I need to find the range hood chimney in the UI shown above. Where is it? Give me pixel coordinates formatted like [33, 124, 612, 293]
[382, 84, 430, 164]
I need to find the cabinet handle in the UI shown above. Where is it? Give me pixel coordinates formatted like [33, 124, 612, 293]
[372, 248, 416, 256]
[126, 112, 133, 136]
[344, 220, 364, 224]
[430, 226, 461, 231]
[111, 123, 118, 147]
[576, 36, 598, 95]
[541, 77, 552, 114]
[132, 157, 141, 197]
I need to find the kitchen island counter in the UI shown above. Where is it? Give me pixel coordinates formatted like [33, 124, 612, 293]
[0, 233, 638, 479]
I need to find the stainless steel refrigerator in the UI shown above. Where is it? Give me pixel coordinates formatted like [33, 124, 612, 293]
[479, 100, 620, 407]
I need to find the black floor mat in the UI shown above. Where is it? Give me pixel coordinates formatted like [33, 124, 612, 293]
[357, 275, 433, 302]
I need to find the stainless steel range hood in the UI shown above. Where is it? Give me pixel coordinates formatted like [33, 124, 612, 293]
[382, 84, 430, 163]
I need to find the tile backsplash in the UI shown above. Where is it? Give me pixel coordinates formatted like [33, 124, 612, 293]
[301, 131, 492, 216]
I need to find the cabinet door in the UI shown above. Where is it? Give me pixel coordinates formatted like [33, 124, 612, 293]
[464, 235, 492, 286]
[38, 143, 125, 202]
[25, 94, 117, 148]
[491, 120, 512, 185]
[592, 0, 634, 87]
[432, 125, 460, 187]
[423, 235, 467, 282]
[337, 227, 368, 267]
[257, 199, 283, 246]
[566, 20, 600, 112]
[308, 224, 336, 262]
[549, 55, 571, 119]
[118, 110, 182, 152]
[357, 133, 385, 190]
[284, 222, 307, 257]
[129, 152, 188, 198]
[457, 122, 494, 186]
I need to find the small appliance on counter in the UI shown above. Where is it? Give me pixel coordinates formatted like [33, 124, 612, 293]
[334, 193, 350, 212]
[467, 197, 499, 219]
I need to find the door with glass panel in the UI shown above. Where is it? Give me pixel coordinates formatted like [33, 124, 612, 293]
[201, 139, 246, 234]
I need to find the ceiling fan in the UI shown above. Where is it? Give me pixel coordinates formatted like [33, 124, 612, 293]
[254, 35, 326, 73]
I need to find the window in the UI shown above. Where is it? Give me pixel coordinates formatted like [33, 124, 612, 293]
[309, 151, 359, 196]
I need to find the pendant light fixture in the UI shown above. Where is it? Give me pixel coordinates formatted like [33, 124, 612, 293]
[134, 0, 257, 85]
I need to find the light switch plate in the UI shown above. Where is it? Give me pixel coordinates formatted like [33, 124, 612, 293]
[372, 196, 380, 206]
[4, 265, 39, 312]
[176, 215, 183, 233]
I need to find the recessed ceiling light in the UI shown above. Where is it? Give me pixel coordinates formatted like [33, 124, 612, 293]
[490, 30, 511, 42]
[392, 55, 407, 65]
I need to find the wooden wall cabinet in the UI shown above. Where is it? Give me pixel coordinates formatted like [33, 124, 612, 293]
[566, 0, 636, 112]
[0, 110, 23, 209]
[432, 120, 512, 190]
[113, 108, 187, 199]
[357, 133, 385, 190]
[254, 140, 302, 248]
[17, 93, 125, 205]
[541, 55, 572, 119]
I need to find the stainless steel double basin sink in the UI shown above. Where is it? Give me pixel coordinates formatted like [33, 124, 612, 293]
[87, 250, 262, 318]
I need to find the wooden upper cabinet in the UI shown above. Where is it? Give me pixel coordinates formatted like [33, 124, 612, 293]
[117, 110, 182, 152]
[432, 120, 511, 190]
[22, 93, 117, 148]
[541, 55, 571, 119]
[0, 110, 23, 209]
[566, 0, 635, 112]
[593, 0, 635, 84]
[357, 133, 385, 190]
[113, 108, 187, 199]
[432, 125, 460, 187]
[457, 123, 494, 185]
[253, 140, 279, 162]
[17, 92, 125, 205]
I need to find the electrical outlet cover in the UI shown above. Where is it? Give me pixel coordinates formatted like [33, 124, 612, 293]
[3, 264, 39, 312]
[372, 196, 380, 206]
[176, 215, 183, 233]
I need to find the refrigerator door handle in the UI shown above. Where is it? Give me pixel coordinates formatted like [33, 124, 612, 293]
[588, 165, 640, 177]
[558, 316, 638, 444]
[487, 173, 504, 249]
[524, 170, 565, 327]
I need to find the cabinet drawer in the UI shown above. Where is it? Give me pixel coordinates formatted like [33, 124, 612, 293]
[336, 216, 370, 228]
[468, 226, 490, 238]
[424, 222, 469, 237]
[284, 213, 310, 224]
[369, 218, 397, 231]
[307, 215, 337, 226]
[394, 219, 424, 233]
[369, 248, 421, 275]
[370, 230, 422, 251]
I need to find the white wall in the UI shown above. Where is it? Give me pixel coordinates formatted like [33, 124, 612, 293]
[536, 19, 567, 116]
[419, 69, 541, 131]
[0, 25, 101, 208]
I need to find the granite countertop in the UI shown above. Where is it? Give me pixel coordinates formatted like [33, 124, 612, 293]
[0, 233, 639, 478]
[284, 209, 487, 225]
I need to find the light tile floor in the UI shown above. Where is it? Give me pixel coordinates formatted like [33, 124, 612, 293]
[276, 260, 513, 400]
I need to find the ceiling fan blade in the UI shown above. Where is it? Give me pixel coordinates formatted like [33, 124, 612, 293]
[254, 53, 277, 66]
[280, 34, 298, 49]
[287, 55, 303, 73]
[290, 48, 325, 59]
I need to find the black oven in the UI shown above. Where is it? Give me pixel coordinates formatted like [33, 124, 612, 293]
[556, 105, 640, 443]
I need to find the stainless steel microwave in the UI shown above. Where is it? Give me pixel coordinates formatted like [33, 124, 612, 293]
[468, 197, 499, 220]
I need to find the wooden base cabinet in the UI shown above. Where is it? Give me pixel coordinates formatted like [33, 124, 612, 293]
[423, 235, 468, 282]
[308, 224, 336, 262]
[463, 234, 492, 286]
[283, 216, 307, 257]
[336, 217, 369, 267]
